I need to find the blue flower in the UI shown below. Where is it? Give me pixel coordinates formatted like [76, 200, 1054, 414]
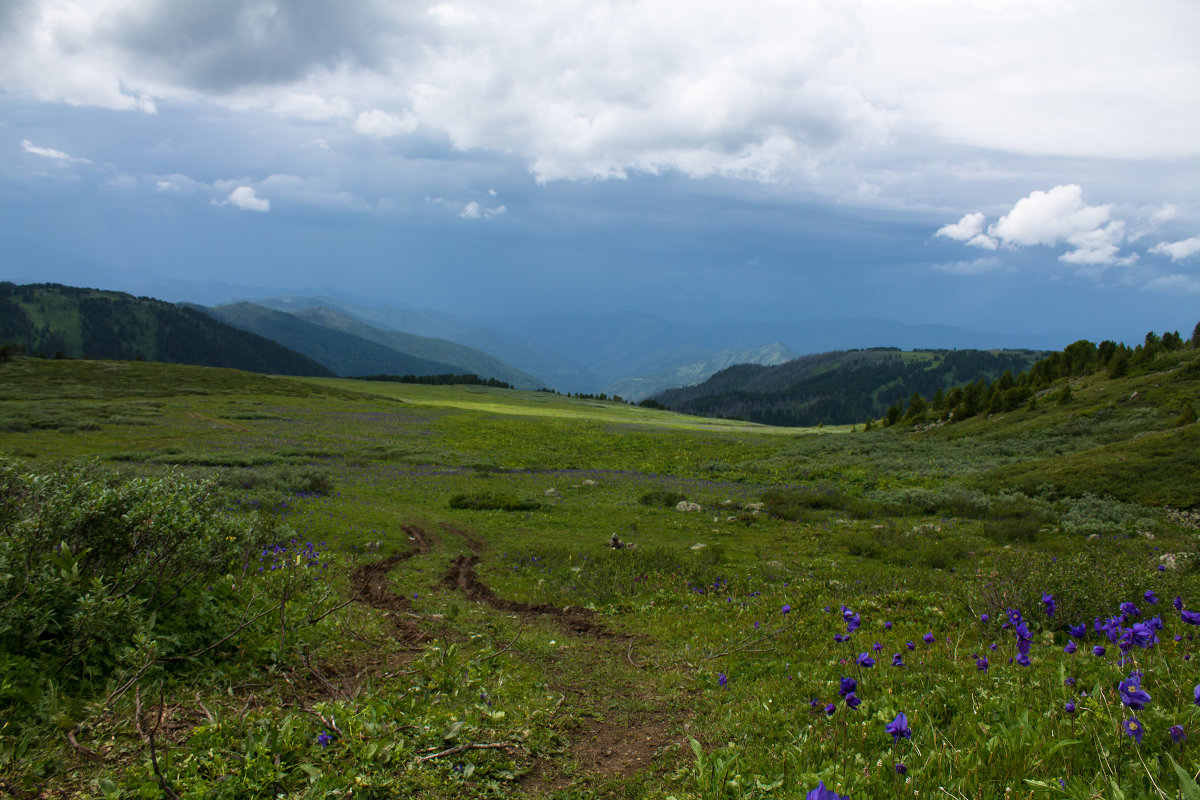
[782, 604, 792, 614]
[1171, 725, 1186, 744]
[1064, 701, 1075, 714]
[839, 677, 857, 697]
[857, 653, 876, 668]
[825, 703, 837, 717]
[317, 731, 333, 748]
[922, 632, 934, 645]
[805, 781, 849, 800]
[891, 653, 905, 667]
[845, 693, 862, 710]
[886, 712, 912, 742]
[1064, 641, 1077, 654]
[718, 673, 728, 688]
[1092, 645, 1106, 657]
[1123, 717, 1144, 745]
[1119, 676, 1151, 710]
[1120, 602, 1141, 619]
[976, 656, 988, 672]
[1182, 610, 1200, 626]
[1068, 623, 1086, 639]
[1145, 590, 1159, 604]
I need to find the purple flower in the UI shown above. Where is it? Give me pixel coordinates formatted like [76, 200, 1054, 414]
[980, 614, 989, 623]
[1064, 641, 1077, 654]
[873, 641, 883, 652]
[976, 656, 989, 672]
[1173, 596, 1184, 611]
[1068, 623, 1086, 639]
[892, 653, 905, 667]
[805, 781, 849, 800]
[839, 677, 857, 697]
[1171, 725, 1186, 744]
[894, 763, 907, 775]
[1015, 653, 1031, 667]
[857, 653, 876, 668]
[1092, 645, 1106, 657]
[886, 712, 912, 742]
[1182, 610, 1200, 626]
[846, 614, 861, 633]
[1043, 593, 1057, 618]
[1193, 684, 1200, 706]
[884, 621, 893, 630]
[845, 693, 861, 710]
[1120, 602, 1141, 619]
[782, 604, 792, 614]
[1145, 590, 1160, 604]
[718, 673, 728, 688]
[316, 731, 333, 748]
[1127, 622, 1157, 649]
[825, 703, 837, 717]
[1119, 676, 1151, 710]
[922, 632, 934, 645]
[1123, 717, 1144, 745]
[1064, 701, 1076, 714]
[906, 641, 916, 651]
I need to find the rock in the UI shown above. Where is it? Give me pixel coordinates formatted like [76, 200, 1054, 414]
[744, 502, 764, 513]
[675, 501, 702, 512]
[582, 479, 597, 486]
[544, 488, 563, 498]
[690, 543, 707, 550]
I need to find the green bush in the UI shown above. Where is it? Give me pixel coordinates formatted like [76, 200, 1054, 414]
[638, 488, 686, 508]
[448, 491, 540, 511]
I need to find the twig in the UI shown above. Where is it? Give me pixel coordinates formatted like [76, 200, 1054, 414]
[699, 620, 792, 663]
[66, 729, 104, 761]
[135, 685, 148, 742]
[148, 689, 181, 800]
[165, 600, 284, 662]
[475, 627, 524, 662]
[626, 640, 646, 669]
[195, 692, 216, 724]
[414, 742, 516, 763]
[304, 587, 365, 625]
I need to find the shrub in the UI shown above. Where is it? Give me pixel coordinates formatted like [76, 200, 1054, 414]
[638, 489, 686, 508]
[448, 491, 540, 511]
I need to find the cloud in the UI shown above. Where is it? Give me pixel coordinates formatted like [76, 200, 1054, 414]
[934, 212, 996, 250]
[989, 185, 1111, 248]
[937, 185, 1140, 270]
[1150, 236, 1200, 262]
[1143, 273, 1200, 295]
[21, 139, 91, 164]
[224, 185, 269, 212]
[354, 108, 418, 139]
[271, 92, 352, 121]
[932, 257, 1005, 276]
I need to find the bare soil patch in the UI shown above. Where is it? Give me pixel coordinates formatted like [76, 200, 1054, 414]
[351, 524, 435, 643]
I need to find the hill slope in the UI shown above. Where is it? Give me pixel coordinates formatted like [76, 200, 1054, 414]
[603, 342, 798, 400]
[290, 306, 547, 389]
[0, 282, 334, 377]
[652, 348, 1046, 426]
[201, 302, 474, 378]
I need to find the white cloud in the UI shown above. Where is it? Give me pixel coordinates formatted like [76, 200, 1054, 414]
[225, 185, 269, 212]
[354, 109, 418, 139]
[1144, 273, 1200, 295]
[21, 139, 91, 164]
[1150, 236, 1200, 262]
[271, 93, 353, 121]
[989, 185, 1112, 248]
[932, 257, 1005, 276]
[934, 212, 997, 250]
[460, 200, 481, 219]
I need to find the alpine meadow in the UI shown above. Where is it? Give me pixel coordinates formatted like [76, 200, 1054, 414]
[3, 326, 1200, 799]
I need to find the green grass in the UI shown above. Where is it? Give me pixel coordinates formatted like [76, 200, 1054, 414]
[1, 354, 1199, 799]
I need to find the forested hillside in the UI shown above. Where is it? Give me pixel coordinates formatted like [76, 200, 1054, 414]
[0, 282, 333, 377]
[652, 348, 1046, 426]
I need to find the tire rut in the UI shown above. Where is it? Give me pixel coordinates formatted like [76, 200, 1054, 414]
[351, 524, 435, 643]
[441, 554, 612, 637]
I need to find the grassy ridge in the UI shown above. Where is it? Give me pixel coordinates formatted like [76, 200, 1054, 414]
[1, 354, 1198, 799]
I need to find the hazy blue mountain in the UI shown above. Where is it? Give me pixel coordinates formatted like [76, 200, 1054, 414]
[603, 342, 798, 401]
[0, 282, 333, 377]
[202, 302, 466, 378]
[256, 296, 600, 392]
[289, 306, 547, 389]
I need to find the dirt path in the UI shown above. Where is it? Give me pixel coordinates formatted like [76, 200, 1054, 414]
[350, 524, 434, 643]
[438, 552, 681, 794]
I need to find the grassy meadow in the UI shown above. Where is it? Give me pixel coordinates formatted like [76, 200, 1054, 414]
[2, 352, 1199, 799]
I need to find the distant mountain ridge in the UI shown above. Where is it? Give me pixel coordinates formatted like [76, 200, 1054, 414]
[0, 283, 333, 377]
[652, 348, 1049, 426]
[200, 302, 477, 379]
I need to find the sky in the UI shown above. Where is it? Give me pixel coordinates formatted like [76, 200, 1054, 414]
[2, 0, 1199, 346]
